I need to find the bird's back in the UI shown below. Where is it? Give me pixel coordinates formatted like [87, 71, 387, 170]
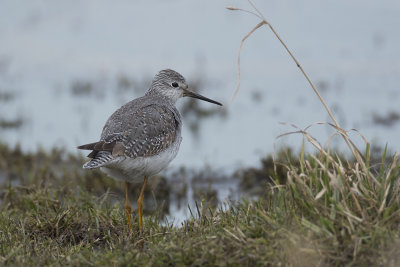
[79, 94, 182, 172]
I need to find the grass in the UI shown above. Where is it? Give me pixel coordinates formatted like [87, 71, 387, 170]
[1, 142, 400, 266]
[0, 1, 395, 265]
[1, 4, 398, 262]
[1, 4, 397, 263]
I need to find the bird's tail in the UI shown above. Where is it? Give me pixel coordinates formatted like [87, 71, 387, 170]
[82, 151, 114, 169]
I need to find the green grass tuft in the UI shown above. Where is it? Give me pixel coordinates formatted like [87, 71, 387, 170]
[1, 143, 400, 265]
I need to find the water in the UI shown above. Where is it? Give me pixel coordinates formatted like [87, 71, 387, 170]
[165, 174, 241, 226]
[1, 0, 400, 171]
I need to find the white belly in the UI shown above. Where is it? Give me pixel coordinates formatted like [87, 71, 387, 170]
[100, 136, 182, 183]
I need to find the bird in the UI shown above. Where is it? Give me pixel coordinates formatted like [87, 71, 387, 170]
[77, 69, 222, 235]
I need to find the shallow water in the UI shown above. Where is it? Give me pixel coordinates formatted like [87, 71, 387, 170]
[165, 175, 241, 225]
[1, 0, 399, 172]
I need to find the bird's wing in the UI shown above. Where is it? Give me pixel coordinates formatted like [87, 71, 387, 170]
[77, 103, 180, 166]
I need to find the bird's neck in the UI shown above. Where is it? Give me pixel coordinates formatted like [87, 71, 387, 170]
[145, 90, 178, 105]
[145, 89, 180, 105]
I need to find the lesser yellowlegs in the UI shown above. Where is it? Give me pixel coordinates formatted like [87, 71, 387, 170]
[77, 69, 222, 235]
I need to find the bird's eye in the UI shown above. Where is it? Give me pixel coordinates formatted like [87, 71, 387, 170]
[171, 82, 179, 88]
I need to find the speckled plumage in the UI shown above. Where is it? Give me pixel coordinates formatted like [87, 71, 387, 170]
[78, 70, 186, 182]
[92, 96, 181, 160]
[77, 69, 222, 233]
[78, 69, 222, 183]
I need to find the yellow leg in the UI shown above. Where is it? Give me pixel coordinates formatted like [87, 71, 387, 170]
[137, 177, 148, 233]
[124, 182, 132, 236]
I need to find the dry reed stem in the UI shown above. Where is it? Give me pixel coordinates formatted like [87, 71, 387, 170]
[227, 0, 368, 169]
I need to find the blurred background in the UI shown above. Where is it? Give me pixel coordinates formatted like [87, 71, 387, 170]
[1, 0, 399, 170]
[1, 0, 400, 223]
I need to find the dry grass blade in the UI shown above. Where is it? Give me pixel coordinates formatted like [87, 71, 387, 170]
[230, 21, 265, 103]
[227, 0, 368, 169]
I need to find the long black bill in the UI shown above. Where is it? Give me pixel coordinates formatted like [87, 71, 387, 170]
[183, 89, 222, 106]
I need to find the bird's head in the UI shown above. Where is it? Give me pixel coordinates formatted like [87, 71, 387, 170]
[147, 69, 222, 106]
